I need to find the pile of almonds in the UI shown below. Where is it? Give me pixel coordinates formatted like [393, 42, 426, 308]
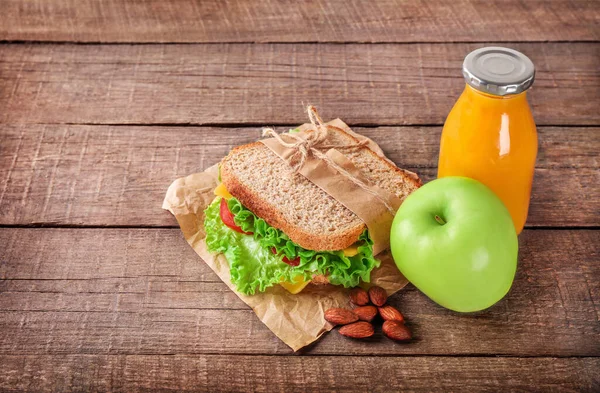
[325, 286, 411, 341]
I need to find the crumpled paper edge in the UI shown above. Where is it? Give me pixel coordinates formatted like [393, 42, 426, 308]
[162, 131, 408, 351]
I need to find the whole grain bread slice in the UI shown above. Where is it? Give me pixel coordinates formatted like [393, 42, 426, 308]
[220, 127, 421, 251]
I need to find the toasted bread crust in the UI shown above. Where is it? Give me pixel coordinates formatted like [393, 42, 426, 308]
[221, 146, 365, 251]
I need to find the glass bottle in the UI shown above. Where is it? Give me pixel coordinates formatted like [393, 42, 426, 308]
[438, 47, 537, 234]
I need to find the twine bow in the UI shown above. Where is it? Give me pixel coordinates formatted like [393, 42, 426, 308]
[262, 105, 397, 215]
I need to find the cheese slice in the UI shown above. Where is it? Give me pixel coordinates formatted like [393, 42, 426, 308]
[280, 276, 311, 294]
[214, 183, 233, 199]
[343, 244, 359, 257]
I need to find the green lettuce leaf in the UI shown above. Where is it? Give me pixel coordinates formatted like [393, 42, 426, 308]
[204, 197, 379, 295]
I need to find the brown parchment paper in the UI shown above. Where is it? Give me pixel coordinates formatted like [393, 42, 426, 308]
[162, 126, 409, 351]
[261, 123, 402, 255]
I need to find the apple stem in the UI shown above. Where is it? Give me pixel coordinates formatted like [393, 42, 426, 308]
[435, 215, 446, 225]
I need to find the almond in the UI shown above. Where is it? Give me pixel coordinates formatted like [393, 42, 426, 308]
[338, 321, 375, 339]
[378, 305, 404, 322]
[349, 288, 370, 306]
[382, 320, 411, 341]
[353, 305, 378, 322]
[324, 308, 359, 325]
[368, 286, 387, 306]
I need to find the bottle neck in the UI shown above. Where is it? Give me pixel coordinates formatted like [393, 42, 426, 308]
[464, 84, 527, 102]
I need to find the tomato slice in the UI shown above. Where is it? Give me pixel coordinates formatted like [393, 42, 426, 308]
[271, 247, 300, 267]
[219, 198, 252, 235]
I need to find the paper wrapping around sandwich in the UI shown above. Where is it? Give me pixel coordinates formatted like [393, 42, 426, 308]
[162, 123, 409, 351]
[324, 119, 420, 185]
[261, 121, 402, 255]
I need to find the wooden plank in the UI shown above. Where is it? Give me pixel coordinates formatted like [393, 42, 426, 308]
[1, 124, 598, 227]
[0, 355, 598, 393]
[1, 0, 598, 43]
[0, 43, 598, 126]
[1, 228, 598, 357]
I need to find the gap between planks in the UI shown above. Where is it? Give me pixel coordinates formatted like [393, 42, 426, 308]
[2, 40, 600, 46]
[0, 351, 597, 359]
[28, 122, 600, 128]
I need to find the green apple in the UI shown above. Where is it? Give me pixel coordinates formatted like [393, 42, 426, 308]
[390, 177, 518, 312]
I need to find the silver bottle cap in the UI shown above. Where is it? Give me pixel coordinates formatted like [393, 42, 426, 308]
[463, 47, 535, 96]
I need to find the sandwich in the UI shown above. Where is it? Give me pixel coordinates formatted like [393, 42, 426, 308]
[204, 124, 421, 295]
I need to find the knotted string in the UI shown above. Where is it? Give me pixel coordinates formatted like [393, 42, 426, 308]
[262, 105, 397, 215]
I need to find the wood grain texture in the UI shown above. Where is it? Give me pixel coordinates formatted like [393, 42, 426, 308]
[0, 1, 598, 390]
[1, 228, 598, 357]
[1, 124, 598, 227]
[1, 0, 599, 43]
[0, 43, 598, 126]
[0, 355, 598, 393]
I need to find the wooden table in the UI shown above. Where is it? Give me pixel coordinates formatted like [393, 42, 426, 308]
[1, 1, 598, 392]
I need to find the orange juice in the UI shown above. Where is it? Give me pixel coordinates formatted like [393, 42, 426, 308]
[438, 47, 537, 234]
